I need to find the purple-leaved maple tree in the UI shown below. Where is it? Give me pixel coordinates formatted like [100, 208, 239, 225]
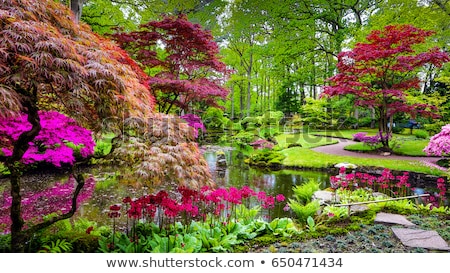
[322, 24, 450, 150]
[111, 14, 231, 114]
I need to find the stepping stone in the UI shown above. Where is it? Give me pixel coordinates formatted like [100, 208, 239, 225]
[374, 212, 416, 226]
[312, 190, 340, 205]
[392, 227, 450, 251]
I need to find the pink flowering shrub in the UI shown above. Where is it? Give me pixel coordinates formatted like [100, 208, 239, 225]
[352, 131, 391, 148]
[423, 124, 450, 156]
[250, 139, 274, 150]
[180, 114, 206, 139]
[0, 111, 95, 167]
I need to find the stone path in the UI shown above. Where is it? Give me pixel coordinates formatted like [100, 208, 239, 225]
[374, 212, 450, 251]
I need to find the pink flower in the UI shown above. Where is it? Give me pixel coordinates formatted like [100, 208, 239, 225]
[275, 194, 285, 202]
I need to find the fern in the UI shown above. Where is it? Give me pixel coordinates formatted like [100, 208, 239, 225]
[39, 239, 73, 253]
[288, 199, 321, 224]
[292, 180, 321, 205]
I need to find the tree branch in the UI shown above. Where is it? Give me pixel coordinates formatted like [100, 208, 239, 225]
[23, 173, 85, 236]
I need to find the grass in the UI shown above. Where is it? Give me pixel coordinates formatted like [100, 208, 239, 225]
[344, 139, 430, 156]
[275, 133, 338, 149]
[272, 130, 446, 175]
[280, 146, 446, 176]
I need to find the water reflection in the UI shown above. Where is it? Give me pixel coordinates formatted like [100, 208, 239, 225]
[75, 147, 332, 226]
[203, 147, 330, 201]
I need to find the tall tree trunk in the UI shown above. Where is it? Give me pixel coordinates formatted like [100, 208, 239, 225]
[6, 94, 41, 252]
[239, 82, 245, 119]
[246, 52, 253, 117]
[70, 0, 84, 23]
[230, 84, 235, 120]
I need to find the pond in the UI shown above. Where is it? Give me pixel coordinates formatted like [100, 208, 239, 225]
[71, 146, 332, 227]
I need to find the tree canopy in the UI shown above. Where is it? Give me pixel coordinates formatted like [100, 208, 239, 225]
[322, 24, 449, 148]
[112, 14, 230, 114]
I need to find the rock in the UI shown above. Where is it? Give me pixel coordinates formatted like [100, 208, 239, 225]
[374, 212, 416, 227]
[312, 190, 340, 205]
[334, 162, 357, 169]
[392, 227, 450, 251]
[216, 150, 227, 168]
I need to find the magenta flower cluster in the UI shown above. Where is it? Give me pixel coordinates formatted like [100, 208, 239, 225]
[331, 167, 447, 207]
[331, 167, 411, 196]
[180, 114, 206, 139]
[423, 124, 450, 156]
[111, 186, 285, 225]
[352, 131, 391, 147]
[0, 175, 96, 233]
[0, 111, 95, 167]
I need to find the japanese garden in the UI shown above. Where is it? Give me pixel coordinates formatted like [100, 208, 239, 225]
[1, 0, 450, 253]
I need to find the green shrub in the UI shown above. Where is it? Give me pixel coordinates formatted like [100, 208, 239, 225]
[261, 111, 285, 125]
[357, 117, 373, 128]
[413, 130, 428, 139]
[247, 149, 285, 167]
[291, 180, 321, 205]
[288, 199, 321, 224]
[202, 107, 230, 130]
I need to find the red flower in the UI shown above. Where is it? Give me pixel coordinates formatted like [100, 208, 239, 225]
[110, 204, 121, 211]
[86, 226, 94, 234]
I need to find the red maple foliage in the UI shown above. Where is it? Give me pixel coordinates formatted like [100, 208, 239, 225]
[111, 14, 231, 114]
[322, 24, 450, 149]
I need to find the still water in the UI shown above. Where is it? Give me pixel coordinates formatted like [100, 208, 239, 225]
[75, 146, 332, 226]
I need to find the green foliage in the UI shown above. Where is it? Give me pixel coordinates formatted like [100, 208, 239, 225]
[368, 199, 419, 215]
[322, 205, 349, 220]
[247, 149, 285, 168]
[413, 130, 429, 139]
[300, 98, 331, 129]
[38, 239, 73, 253]
[261, 111, 285, 125]
[306, 216, 316, 232]
[258, 127, 281, 139]
[291, 180, 321, 205]
[288, 199, 321, 224]
[98, 216, 301, 253]
[202, 107, 230, 130]
[267, 218, 301, 237]
[241, 116, 262, 130]
[338, 188, 376, 204]
[0, 234, 11, 252]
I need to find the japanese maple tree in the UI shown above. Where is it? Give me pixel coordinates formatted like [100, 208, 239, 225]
[111, 14, 231, 114]
[322, 24, 450, 150]
[0, 0, 154, 252]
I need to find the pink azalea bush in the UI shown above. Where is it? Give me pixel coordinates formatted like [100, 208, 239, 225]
[180, 114, 206, 139]
[423, 124, 450, 156]
[250, 139, 274, 149]
[352, 131, 391, 148]
[0, 111, 95, 167]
